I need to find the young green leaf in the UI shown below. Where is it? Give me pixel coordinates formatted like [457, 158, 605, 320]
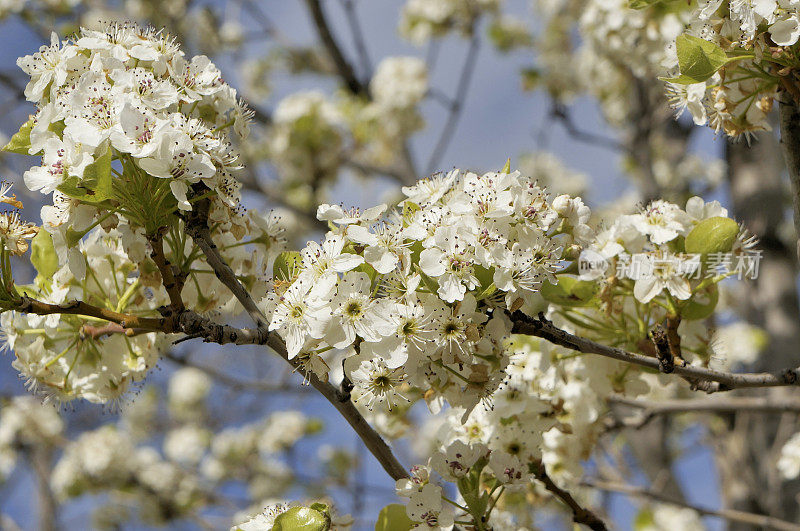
[663, 34, 735, 84]
[374, 504, 414, 531]
[2, 117, 35, 155]
[30, 230, 59, 279]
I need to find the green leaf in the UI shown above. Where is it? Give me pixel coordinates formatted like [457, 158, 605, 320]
[272, 507, 329, 531]
[500, 158, 511, 174]
[81, 145, 113, 202]
[685, 217, 739, 255]
[30, 230, 59, 279]
[540, 276, 599, 307]
[659, 73, 705, 85]
[374, 504, 414, 531]
[672, 34, 732, 84]
[628, 0, 662, 8]
[57, 145, 114, 204]
[681, 283, 719, 321]
[2, 117, 35, 155]
[273, 251, 303, 281]
[48, 120, 65, 138]
[356, 262, 379, 285]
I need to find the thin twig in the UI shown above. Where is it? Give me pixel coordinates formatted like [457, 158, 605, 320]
[583, 478, 800, 531]
[509, 311, 800, 393]
[426, 34, 481, 174]
[548, 102, 625, 153]
[304, 0, 367, 97]
[604, 394, 800, 430]
[183, 187, 268, 330]
[17, 296, 164, 331]
[531, 460, 608, 531]
[340, 0, 372, 78]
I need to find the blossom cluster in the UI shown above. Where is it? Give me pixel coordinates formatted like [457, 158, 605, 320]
[529, 0, 726, 196]
[262, 167, 591, 415]
[395, 330, 651, 528]
[265, 55, 429, 197]
[0, 395, 64, 480]
[583, 196, 753, 305]
[3, 228, 170, 403]
[44, 366, 326, 527]
[16, 23, 252, 258]
[399, 0, 500, 44]
[663, 0, 800, 136]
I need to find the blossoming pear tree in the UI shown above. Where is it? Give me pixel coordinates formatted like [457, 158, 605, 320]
[2, 1, 800, 529]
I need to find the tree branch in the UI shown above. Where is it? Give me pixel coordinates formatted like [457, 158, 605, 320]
[426, 34, 481, 174]
[548, 102, 625, 153]
[177, 189, 408, 482]
[182, 188, 268, 330]
[778, 91, 800, 262]
[29, 447, 58, 531]
[509, 311, 800, 393]
[16, 296, 164, 331]
[583, 478, 800, 531]
[530, 460, 608, 531]
[604, 394, 800, 430]
[147, 230, 184, 310]
[339, 0, 371, 79]
[304, 0, 367, 97]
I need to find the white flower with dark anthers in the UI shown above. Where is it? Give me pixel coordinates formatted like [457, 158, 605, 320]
[429, 440, 488, 481]
[0, 211, 38, 255]
[63, 72, 120, 148]
[348, 222, 408, 274]
[137, 131, 217, 208]
[419, 224, 479, 303]
[109, 67, 180, 110]
[630, 251, 696, 303]
[630, 200, 691, 245]
[493, 235, 561, 305]
[109, 103, 171, 158]
[299, 233, 364, 282]
[16, 32, 77, 103]
[267, 275, 335, 359]
[401, 169, 458, 206]
[487, 446, 527, 486]
[405, 483, 454, 530]
[169, 54, 224, 101]
[350, 357, 409, 411]
[426, 293, 485, 364]
[24, 136, 94, 194]
[325, 271, 391, 348]
[513, 180, 559, 230]
[396, 465, 432, 498]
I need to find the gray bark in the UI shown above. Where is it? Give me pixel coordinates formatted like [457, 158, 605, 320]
[721, 130, 800, 527]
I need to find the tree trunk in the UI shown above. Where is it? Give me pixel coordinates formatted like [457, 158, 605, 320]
[720, 128, 800, 526]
